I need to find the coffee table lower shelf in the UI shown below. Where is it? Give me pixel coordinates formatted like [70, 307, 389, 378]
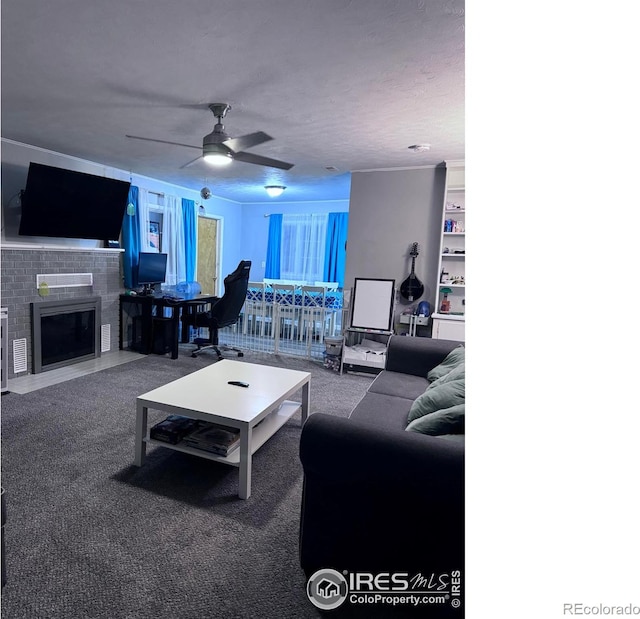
[144, 400, 300, 466]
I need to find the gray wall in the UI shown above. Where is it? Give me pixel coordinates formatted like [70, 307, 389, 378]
[345, 166, 445, 327]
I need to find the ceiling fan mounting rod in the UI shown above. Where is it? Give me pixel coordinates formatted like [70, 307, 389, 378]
[209, 103, 231, 121]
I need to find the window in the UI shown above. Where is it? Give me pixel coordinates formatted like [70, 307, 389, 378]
[265, 212, 348, 287]
[148, 219, 161, 252]
[280, 214, 328, 282]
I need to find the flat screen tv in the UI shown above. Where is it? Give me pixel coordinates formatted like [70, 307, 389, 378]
[18, 162, 131, 240]
[136, 252, 168, 293]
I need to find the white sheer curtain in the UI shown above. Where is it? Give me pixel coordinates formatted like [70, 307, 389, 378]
[137, 188, 152, 251]
[280, 213, 328, 282]
[157, 195, 186, 286]
[138, 192, 186, 286]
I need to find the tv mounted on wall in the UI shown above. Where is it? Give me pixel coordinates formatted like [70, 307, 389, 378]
[18, 162, 131, 241]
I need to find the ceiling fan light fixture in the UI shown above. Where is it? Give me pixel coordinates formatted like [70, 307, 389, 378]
[203, 152, 233, 166]
[202, 142, 233, 166]
[265, 185, 286, 198]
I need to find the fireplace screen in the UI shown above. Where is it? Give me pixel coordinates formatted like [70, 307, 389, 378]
[31, 297, 102, 373]
[41, 310, 95, 368]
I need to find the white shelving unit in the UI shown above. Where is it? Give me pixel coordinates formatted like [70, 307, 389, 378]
[1, 308, 8, 393]
[340, 328, 391, 374]
[433, 160, 465, 342]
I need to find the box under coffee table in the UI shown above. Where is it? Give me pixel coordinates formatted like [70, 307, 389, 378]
[134, 359, 311, 499]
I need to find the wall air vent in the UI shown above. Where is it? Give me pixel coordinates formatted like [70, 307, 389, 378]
[36, 273, 93, 289]
[13, 338, 28, 373]
[101, 324, 111, 352]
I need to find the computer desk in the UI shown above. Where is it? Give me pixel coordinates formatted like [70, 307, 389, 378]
[119, 292, 219, 359]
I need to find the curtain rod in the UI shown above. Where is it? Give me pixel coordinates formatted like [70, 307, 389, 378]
[149, 190, 165, 197]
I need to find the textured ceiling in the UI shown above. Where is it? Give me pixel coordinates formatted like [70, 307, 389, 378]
[1, 0, 464, 203]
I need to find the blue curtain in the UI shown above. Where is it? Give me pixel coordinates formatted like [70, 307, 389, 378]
[323, 212, 349, 288]
[265, 214, 282, 278]
[121, 185, 140, 289]
[181, 198, 197, 282]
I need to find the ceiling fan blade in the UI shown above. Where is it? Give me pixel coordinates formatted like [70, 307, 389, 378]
[125, 134, 201, 150]
[179, 155, 203, 169]
[232, 151, 294, 170]
[223, 131, 272, 153]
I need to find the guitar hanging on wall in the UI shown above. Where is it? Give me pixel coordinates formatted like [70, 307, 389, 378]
[400, 242, 425, 302]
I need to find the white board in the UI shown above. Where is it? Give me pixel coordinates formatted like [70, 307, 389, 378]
[350, 278, 395, 332]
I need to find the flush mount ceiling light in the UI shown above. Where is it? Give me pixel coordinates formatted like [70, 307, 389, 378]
[408, 144, 431, 152]
[265, 185, 286, 197]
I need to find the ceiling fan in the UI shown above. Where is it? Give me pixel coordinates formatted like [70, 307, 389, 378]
[126, 103, 294, 170]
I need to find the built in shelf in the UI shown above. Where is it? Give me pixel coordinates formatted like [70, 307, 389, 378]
[432, 312, 465, 321]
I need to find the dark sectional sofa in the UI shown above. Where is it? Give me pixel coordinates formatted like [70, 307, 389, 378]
[299, 335, 464, 580]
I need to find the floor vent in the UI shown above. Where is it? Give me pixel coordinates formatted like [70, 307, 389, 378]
[36, 273, 93, 289]
[101, 324, 111, 352]
[13, 338, 28, 373]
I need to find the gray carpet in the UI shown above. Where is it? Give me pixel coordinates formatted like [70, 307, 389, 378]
[1, 347, 375, 619]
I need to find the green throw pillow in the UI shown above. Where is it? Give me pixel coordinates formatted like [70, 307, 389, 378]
[407, 378, 465, 423]
[427, 362, 465, 390]
[406, 403, 465, 435]
[427, 346, 465, 382]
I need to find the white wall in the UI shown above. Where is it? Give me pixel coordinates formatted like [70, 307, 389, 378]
[345, 167, 446, 321]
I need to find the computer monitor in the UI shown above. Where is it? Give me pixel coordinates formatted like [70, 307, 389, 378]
[137, 252, 168, 294]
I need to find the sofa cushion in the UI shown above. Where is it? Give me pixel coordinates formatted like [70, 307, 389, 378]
[407, 379, 465, 423]
[426, 345, 465, 382]
[367, 370, 429, 401]
[406, 403, 465, 435]
[427, 362, 465, 390]
[349, 392, 413, 433]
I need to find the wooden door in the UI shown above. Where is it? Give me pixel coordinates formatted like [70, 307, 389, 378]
[197, 216, 219, 295]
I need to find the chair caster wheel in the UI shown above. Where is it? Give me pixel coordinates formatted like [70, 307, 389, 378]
[191, 353, 198, 358]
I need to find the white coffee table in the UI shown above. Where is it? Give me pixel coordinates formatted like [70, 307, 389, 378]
[134, 359, 311, 499]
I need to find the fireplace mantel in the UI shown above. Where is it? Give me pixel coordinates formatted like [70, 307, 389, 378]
[1, 242, 123, 253]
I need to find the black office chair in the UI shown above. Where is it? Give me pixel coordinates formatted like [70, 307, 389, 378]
[191, 260, 251, 360]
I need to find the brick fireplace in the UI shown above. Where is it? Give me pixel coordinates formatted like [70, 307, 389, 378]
[0, 245, 124, 379]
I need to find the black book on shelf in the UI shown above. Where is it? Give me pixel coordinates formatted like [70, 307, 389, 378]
[150, 415, 201, 445]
